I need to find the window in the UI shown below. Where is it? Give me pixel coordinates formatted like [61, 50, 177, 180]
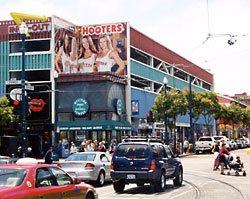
[10, 39, 50, 53]
[131, 47, 150, 65]
[116, 144, 149, 159]
[36, 168, 57, 187]
[49, 167, 72, 186]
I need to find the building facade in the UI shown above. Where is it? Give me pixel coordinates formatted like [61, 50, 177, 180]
[0, 16, 214, 157]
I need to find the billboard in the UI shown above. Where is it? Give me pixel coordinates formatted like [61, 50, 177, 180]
[54, 22, 128, 76]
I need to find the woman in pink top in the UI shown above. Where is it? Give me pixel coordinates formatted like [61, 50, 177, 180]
[95, 34, 125, 75]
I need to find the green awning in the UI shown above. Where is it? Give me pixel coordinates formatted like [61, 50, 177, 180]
[57, 120, 131, 131]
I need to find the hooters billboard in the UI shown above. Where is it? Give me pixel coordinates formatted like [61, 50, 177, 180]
[54, 22, 129, 76]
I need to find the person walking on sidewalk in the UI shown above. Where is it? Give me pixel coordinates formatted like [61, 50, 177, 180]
[44, 146, 53, 164]
[183, 137, 189, 154]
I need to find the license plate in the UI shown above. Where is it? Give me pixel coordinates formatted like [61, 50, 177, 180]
[127, 174, 135, 179]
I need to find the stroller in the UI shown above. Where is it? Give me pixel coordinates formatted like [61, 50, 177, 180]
[227, 155, 246, 176]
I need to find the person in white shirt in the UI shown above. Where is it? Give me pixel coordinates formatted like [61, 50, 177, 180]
[70, 142, 78, 154]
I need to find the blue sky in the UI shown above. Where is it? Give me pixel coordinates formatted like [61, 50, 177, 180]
[1, 0, 250, 96]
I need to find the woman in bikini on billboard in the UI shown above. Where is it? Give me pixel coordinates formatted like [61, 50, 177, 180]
[95, 34, 125, 75]
[78, 36, 98, 73]
[55, 30, 77, 74]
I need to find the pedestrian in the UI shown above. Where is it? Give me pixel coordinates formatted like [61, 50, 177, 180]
[44, 146, 53, 164]
[219, 143, 230, 175]
[70, 142, 78, 154]
[212, 141, 220, 170]
[183, 137, 189, 154]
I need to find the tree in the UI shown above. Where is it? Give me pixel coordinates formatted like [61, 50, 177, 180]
[0, 96, 15, 128]
[152, 88, 188, 145]
[197, 92, 220, 134]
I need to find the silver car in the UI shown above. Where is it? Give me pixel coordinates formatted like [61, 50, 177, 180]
[59, 152, 112, 186]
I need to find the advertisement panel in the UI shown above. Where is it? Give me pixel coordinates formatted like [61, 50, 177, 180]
[54, 22, 128, 76]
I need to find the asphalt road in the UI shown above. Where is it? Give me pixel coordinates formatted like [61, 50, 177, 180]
[96, 148, 250, 199]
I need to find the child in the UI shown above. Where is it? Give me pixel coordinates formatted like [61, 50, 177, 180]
[236, 156, 244, 171]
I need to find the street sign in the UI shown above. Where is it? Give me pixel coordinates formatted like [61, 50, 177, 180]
[25, 84, 34, 91]
[9, 88, 27, 101]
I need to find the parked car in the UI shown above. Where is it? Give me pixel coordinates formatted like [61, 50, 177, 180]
[0, 156, 18, 164]
[195, 136, 215, 154]
[236, 139, 244, 149]
[229, 139, 238, 150]
[213, 136, 231, 150]
[58, 151, 112, 186]
[110, 137, 183, 192]
[0, 158, 98, 199]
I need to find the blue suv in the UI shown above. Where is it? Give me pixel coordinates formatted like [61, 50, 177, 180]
[110, 138, 183, 192]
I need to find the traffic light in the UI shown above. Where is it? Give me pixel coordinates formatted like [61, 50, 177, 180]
[146, 113, 151, 123]
[146, 111, 155, 123]
[12, 96, 31, 116]
[13, 99, 21, 115]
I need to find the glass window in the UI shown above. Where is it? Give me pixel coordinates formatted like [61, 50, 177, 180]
[164, 145, 173, 158]
[10, 39, 50, 53]
[65, 153, 96, 161]
[36, 168, 57, 187]
[130, 47, 150, 65]
[49, 167, 72, 186]
[0, 168, 26, 187]
[116, 144, 149, 159]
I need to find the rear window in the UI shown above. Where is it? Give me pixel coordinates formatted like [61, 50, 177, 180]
[65, 153, 96, 161]
[199, 137, 212, 141]
[0, 168, 27, 187]
[115, 144, 149, 158]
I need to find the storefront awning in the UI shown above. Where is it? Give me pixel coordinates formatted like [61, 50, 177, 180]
[57, 120, 131, 131]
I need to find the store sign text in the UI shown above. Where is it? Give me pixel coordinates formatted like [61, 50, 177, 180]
[8, 23, 51, 34]
[80, 23, 124, 35]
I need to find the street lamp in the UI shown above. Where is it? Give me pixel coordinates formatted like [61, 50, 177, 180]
[189, 75, 194, 153]
[19, 21, 28, 158]
[163, 77, 169, 144]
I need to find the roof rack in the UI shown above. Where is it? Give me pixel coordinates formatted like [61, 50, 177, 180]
[122, 135, 163, 143]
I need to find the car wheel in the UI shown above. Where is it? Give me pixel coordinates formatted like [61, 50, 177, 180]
[86, 192, 95, 199]
[155, 171, 165, 192]
[96, 171, 105, 187]
[113, 180, 125, 193]
[173, 167, 183, 186]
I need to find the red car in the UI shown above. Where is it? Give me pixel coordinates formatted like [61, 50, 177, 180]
[0, 158, 98, 199]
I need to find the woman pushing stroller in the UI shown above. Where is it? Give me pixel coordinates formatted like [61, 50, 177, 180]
[219, 143, 230, 175]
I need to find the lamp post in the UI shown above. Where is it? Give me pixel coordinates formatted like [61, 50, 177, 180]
[163, 77, 169, 145]
[19, 22, 28, 158]
[189, 75, 194, 153]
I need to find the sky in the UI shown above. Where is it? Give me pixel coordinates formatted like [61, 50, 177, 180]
[1, 0, 250, 96]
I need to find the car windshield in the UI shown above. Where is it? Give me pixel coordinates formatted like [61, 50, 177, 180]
[115, 144, 149, 158]
[0, 168, 27, 187]
[65, 153, 96, 161]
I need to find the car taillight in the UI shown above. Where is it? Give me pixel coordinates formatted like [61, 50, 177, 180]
[150, 159, 156, 171]
[110, 160, 114, 171]
[57, 163, 61, 168]
[85, 163, 95, 169]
